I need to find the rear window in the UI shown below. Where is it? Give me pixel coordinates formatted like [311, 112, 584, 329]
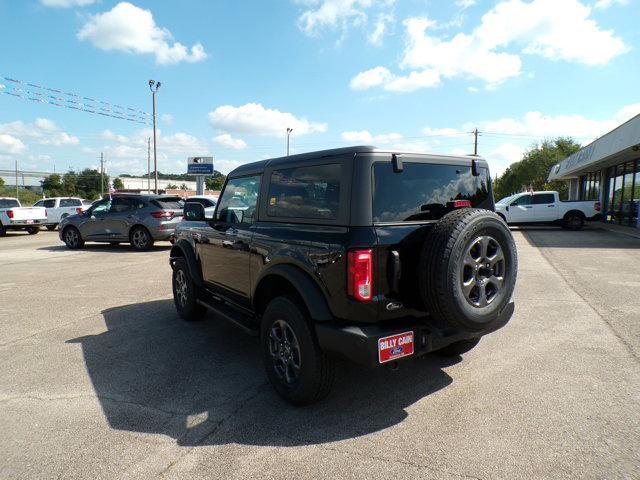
[152, 197, 184, 209]
[60, 198, 81, 207]
[372, 162, 491, 223]
[532, 193, 555, 204]
[267, 164, 341, 220]
[0, 199, 19, 208]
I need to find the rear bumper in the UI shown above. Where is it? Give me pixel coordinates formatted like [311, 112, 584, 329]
[315, 302, 514, 368]
[5, 219, 45, 227]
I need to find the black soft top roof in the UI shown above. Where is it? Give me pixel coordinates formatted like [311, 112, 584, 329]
[228, 145, 486, 177]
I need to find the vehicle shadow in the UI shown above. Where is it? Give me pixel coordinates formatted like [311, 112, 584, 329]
[67, 299, 455, 447]
[38, 244, 172, 253]
[517, 225, 640, 249]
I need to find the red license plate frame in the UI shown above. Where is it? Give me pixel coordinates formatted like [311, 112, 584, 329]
[378, 331, 414, 364]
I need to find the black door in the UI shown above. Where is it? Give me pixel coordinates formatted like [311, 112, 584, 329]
[199, 175, 261, 304]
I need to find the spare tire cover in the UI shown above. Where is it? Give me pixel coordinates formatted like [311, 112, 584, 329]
[419, 208, 517, 332]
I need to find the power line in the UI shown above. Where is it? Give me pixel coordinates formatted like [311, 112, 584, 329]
[0, 75, 151, 125]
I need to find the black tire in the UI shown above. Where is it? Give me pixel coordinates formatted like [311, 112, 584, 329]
[130, 226, 154, 251]
[63, 226, 85, 249]
[0, 224, 6, 237]
[436, 338, 481, 357]
[419, 208, 517, 332]
[26, 226, 40, 235]
[172, 257, 206, 321]
[563, 212, 584, 231]
[261, 296, 334, 406]
[496, 212, 507, 223]
[46, 224, 57, 231]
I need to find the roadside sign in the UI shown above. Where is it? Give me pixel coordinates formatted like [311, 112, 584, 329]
[187, 157, 214, 175]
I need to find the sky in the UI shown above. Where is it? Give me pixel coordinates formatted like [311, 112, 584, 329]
[0, 0, 639, 177]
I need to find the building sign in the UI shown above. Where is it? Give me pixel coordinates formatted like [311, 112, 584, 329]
[187, 157, 214, 175]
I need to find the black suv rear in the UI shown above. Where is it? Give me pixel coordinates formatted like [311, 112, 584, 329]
[170, 146, 517, 405]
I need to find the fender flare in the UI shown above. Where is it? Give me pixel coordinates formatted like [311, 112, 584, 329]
[254, 264, 333, 322]
[169, 239, 203, 287]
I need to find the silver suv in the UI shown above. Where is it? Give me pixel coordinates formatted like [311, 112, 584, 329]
[59, 194, 184, 251]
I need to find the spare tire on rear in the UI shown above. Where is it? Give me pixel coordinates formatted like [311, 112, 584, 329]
[419, 208, 517, 332]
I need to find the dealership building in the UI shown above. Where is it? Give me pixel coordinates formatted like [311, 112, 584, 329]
[548, 113, 640, 229]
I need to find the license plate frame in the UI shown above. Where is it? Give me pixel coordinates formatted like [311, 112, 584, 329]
[378, 331, 414, 364]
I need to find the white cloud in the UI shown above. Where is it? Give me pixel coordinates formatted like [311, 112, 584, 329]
[77, 2, 208, 65]
[455, 0, 477, 8]
[594, 0, 628, 9]
[209, 103, 327, 137]
[40, 0, 95, 7]
[0, 134, 26, 154]
[161, 113, 174, 125]
[352, 0, 628, 92]
[213, 133, 247, 150]
[368, 13, 393, 46]
[0, 118, 79, 147]
[297, 0, 372, 35]
[468, 103, 640, 140]
[341, 130, 403, 144]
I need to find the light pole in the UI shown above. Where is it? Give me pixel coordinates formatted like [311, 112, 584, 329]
[286, 127, 293, 156]
[149, 79, 161, 194]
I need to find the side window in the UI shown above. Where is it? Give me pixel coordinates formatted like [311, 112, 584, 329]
[216, 175, 261, 225]
[110, 198, 136, 213]
[34, 200, 44, 207]
[532, 193, 555, 205]
[92, 199, 111, 214]
[43, 199, 56, 208]
[511, 195, 532, 206]
[267, 164, 341, 219]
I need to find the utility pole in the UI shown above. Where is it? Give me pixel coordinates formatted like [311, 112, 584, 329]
[286, 127, 293, 156]
[473, 128, 479, 155]
[100, 152, 104, 197]
[149, 80, 161, 194]
[147, 137, 151, 193]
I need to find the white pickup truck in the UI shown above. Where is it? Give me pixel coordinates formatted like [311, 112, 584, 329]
[33, 197, 85, 231]
[495, 191, 600, 230]
[0, 197, 48, 236]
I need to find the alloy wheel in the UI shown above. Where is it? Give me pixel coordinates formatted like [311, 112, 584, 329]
[66, 228, 78, 247]
[268, 319, 302, 384]
[174, 269, 188, 307]
[132, 229, 148, 249]
[460, 235, 506, 308]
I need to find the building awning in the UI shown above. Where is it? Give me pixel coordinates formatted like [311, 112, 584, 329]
[548, 113, 640, 181]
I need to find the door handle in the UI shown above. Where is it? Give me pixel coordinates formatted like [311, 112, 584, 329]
[525, 206, 533, 209]
[548, 205, 555, 207]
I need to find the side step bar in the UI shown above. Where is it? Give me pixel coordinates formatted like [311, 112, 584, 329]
[197, 289, 259, 336]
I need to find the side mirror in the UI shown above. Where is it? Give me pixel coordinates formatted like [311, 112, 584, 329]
[184, 203, 205, 221]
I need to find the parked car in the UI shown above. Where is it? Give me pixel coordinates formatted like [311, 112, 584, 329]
[0, 197, 47, 236]
[170, 146, 517, 405]
[33, 197, 85, 231]
[495, 191, 600, 230]
[184, 195, 217, 218]
[59, 194, 184, 251]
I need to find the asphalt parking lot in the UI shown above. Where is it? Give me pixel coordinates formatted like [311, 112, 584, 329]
[1, 227, 639, 479]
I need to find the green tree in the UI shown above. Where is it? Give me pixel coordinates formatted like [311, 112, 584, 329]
[62, 171, 78, 195]
[205, 172, 226, 191]
[76, 169, 108, 199]
[493, 137, 581, 201]
[166, 183, 178, 189]
[0, 176, 4, 188]
[113, 177, 125, 190]
[42, 173, 64, 197]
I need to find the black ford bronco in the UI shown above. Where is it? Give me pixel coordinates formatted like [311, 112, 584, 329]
[170, 146, 517, 405]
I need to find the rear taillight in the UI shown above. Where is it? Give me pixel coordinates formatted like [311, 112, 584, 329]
[76, 208, 83, 215]
[452, 200, 471, 208]
[594, 201, 601, 212]
[348, 249, 373, 301]
[151, 211, 173, 219]
[7, 210, 14, 219]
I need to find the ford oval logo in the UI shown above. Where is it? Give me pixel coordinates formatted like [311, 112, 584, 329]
[390, 346, 403, 355]
[386, 302, 403, 311]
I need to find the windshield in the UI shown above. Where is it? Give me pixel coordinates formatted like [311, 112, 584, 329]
[0, 198, 20, 208]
